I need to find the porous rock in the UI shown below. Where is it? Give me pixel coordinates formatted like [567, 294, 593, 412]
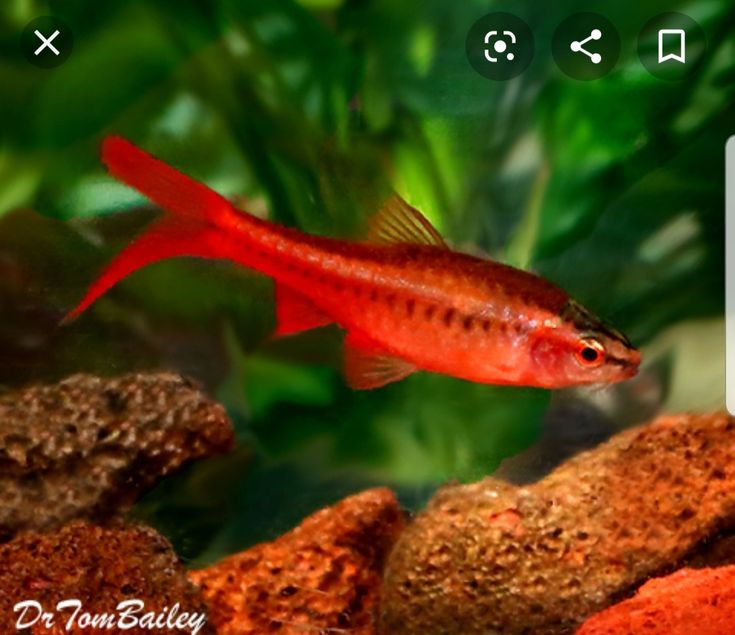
[0, 372, 234, 540]
[577, 565, 735, 635]
[190, 488, 405, 634]
[380, 413, 735, 634]
[0, 520, 212, 634]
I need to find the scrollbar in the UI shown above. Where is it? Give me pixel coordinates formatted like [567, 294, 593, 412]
[727, 137, 735, 415]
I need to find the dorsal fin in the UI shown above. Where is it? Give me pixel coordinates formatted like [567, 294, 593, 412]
[367, 194, 447, 248]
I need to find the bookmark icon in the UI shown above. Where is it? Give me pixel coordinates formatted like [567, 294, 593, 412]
[658, 29, 686, 64]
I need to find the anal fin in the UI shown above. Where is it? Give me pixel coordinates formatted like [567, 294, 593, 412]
[274, 284, 332, 336]
[344, 332, 416, 390]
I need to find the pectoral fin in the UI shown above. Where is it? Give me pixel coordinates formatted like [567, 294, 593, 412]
[344, 332, 416, 390]
[367, 194, 447, 248]
[274, 284, 332, 336]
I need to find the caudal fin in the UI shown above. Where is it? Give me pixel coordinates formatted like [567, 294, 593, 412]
[101, 136, 232, 224]
[63, 136, 236, 323]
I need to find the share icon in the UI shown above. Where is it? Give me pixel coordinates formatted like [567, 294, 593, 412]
[570, 29, 602, 64]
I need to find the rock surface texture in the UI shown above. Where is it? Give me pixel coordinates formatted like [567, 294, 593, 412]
[380, 413, 735, 635]
[0, 373, 234, 540]
[576, 566, 735, 635]
[0, 521, 212, 634]
[191, 488, 405, 635]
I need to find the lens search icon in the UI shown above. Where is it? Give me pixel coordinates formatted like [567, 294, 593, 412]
[658, 29, 686, 64]
[485, 30, 516, 62]
[466, 13, 535, 80]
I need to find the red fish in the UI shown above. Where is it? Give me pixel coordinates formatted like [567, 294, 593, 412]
[66, 137, 640, 389]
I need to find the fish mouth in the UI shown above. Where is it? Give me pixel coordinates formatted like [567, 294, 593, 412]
[606, 349, 641, 377]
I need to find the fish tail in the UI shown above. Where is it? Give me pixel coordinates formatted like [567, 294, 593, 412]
[101, 136, 234, 226]
[63, 136, 239, 323]
[62, 217, 214, 324]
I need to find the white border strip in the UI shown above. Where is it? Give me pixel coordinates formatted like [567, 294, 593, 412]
[727, 136, 735, 415]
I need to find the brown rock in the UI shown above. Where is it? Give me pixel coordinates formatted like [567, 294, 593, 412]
[0, 521, 212, 634]
[577, 566, 735, 635]
[380, 413, 735, 634]
[0, 373, 234, 540]
[191, 488, 405, 634]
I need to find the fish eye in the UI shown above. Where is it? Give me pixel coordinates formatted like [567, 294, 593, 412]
[575, 338, 605, 367]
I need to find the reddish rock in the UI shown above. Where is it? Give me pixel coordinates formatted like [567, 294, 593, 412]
[0, 372, 234, 540]
[191, 488, 405, 634]
[0, 521, 212, 634]
[380, 413, 735, 634]
[577, 566, 735, 634]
